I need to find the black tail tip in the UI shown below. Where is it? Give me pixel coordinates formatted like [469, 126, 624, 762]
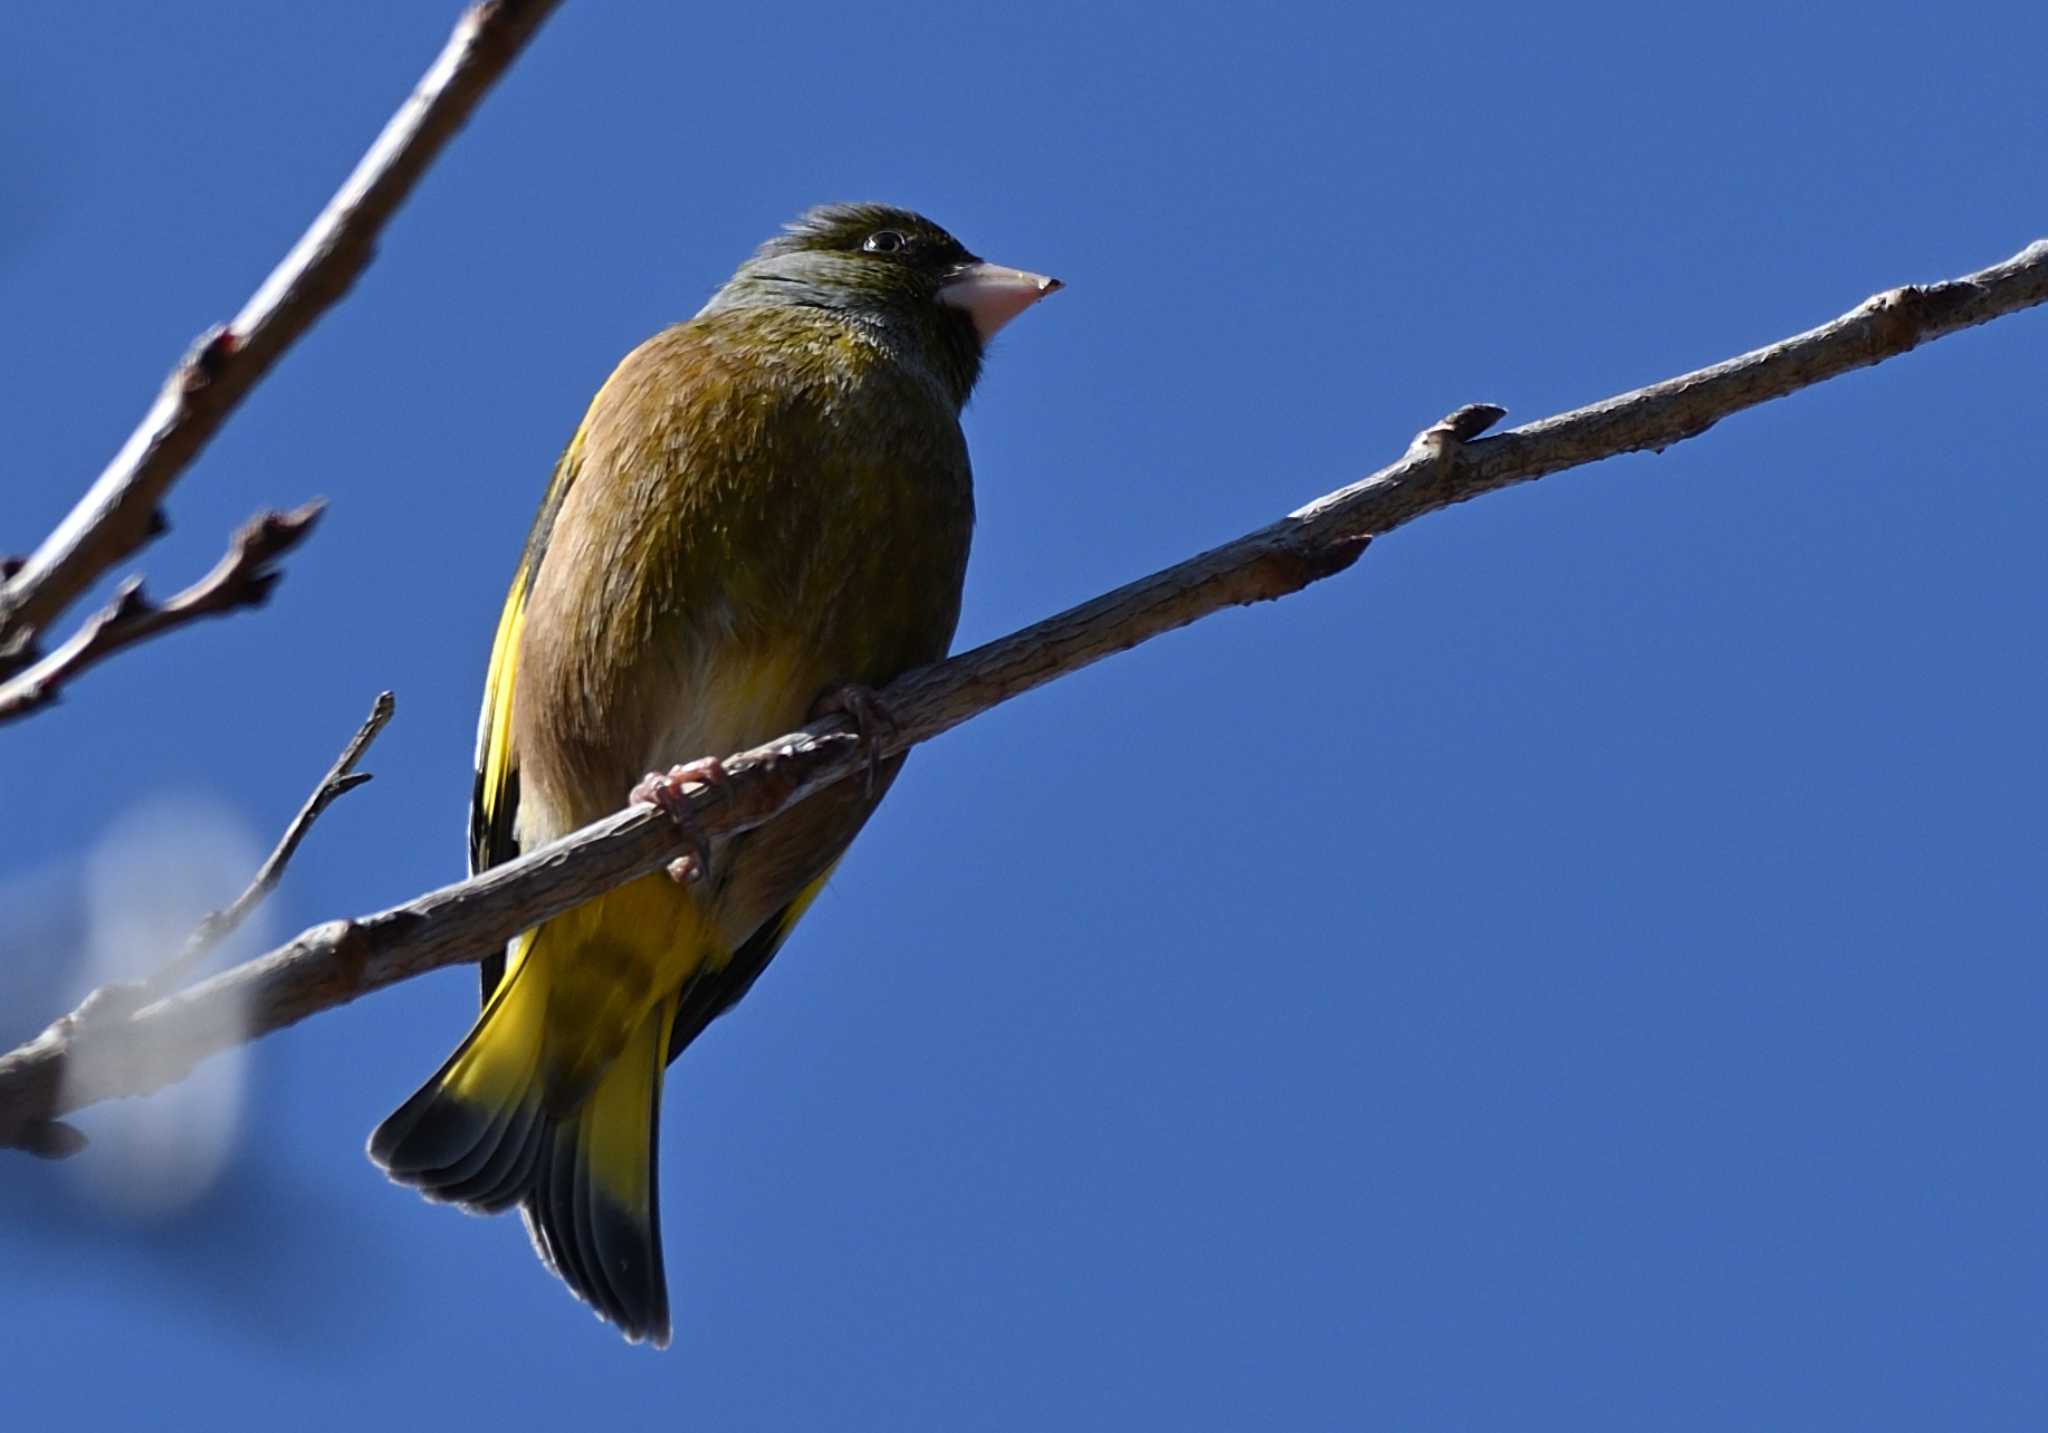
[523, 1124, 671, 1348]
[367, 1081, 543, 1215]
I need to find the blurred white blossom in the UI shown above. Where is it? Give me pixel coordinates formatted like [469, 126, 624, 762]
[61, 796, 266, 1219]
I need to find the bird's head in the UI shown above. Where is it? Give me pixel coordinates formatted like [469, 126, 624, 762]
[704, 203, 1061, 404]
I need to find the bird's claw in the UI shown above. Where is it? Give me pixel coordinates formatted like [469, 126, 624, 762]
[810, 683, 898, 797]
[630, 757, 729, 884]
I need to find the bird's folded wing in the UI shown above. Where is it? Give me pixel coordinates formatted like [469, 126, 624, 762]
[472, 437, 584, 1004]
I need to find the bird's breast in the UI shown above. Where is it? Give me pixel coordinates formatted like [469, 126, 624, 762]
[512, 314, 974, 835]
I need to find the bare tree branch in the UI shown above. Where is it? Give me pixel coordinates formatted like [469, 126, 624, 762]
[150, 691, 398, 996]
[0, 237, 2041, 1153]
[4, 692, 395, 1156]
[0, 0, 561, 679]
[0, 504, 324, 725]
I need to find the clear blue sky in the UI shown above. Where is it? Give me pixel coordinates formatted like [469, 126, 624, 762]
[3, 2, 2044, 1427]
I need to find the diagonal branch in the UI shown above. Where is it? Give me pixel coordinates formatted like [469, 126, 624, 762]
[0, 237, 2042, 1153]
[6, 693, 396, 1157]
[0, 0, 561, 679]
[0, 503, 324, 725]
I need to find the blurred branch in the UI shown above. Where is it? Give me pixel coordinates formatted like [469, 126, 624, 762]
[0, 504, 324, 725]
[0, 0, 561, 681]
[0, 237, 2043, 1153]
[148, 691, 397, 996]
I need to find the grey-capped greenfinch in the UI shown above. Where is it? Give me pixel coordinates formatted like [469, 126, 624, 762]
[369, 204, 1059, 1345]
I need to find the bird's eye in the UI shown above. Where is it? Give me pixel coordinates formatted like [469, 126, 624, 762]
[861, 230, 907, 254]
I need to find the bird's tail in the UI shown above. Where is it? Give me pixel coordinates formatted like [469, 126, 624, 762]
[522, 997, 675, 1346]
[368, 921, 679, 1347]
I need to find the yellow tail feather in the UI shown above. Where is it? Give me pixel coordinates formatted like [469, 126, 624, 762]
[523, 999, 677, 1346]
[370, 877, 708, 1344]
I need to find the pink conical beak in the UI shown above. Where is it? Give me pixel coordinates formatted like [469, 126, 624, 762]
[939, 262, 1063, 341]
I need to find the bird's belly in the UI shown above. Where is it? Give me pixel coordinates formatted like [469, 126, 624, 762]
[643, 625, 817, 775]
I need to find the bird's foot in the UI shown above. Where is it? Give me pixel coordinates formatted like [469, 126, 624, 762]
[630, 757, 730, 884]
[810, 682, 898, 797]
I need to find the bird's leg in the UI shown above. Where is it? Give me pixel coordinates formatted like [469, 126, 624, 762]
[630, 757, 729, 884]
[810, 683, 899, 798]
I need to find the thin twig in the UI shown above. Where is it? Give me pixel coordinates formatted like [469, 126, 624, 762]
[149, 691, 397, 996]
[0, 0, 561, 678]
[0, 237, 2042, 1154]
[2, 690, 396, 1155]
[0, 504, 325, 725]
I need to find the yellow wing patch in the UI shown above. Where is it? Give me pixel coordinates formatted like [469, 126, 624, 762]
[472, 402, 603, 1001]
[471, 562, 527, 869]
[470, 365, 631, 881]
